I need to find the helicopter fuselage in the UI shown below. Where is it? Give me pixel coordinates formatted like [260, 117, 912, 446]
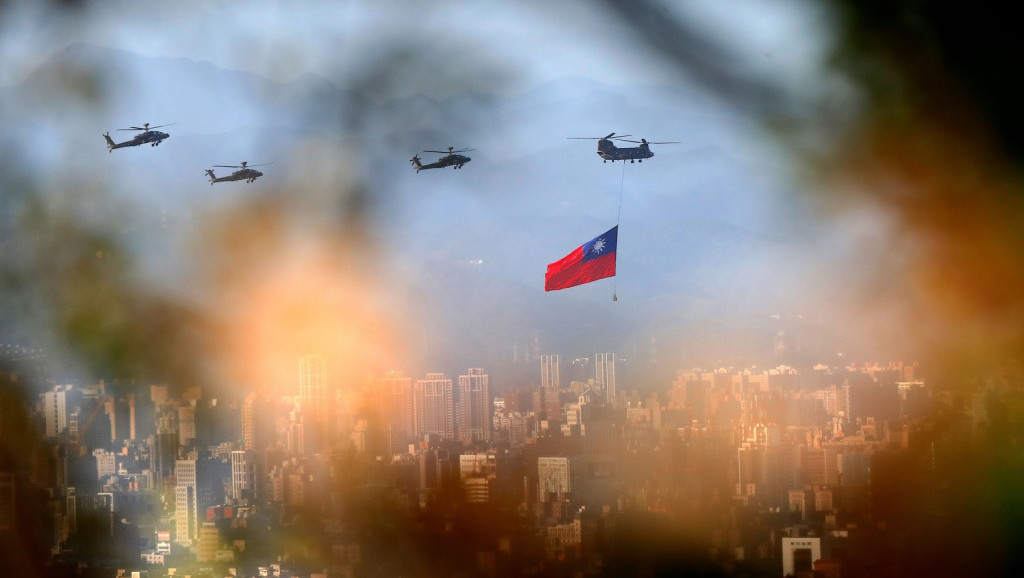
[596, 139, 654, 162]
[104, 130, 170, 152]
[205, 168, 263, 184]
[411, 153, 471, 172]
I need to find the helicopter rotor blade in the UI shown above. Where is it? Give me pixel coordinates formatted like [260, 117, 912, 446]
[618, 138, 679, 144]
[119, 123, 175, 131]
[568, 134, 632, 140]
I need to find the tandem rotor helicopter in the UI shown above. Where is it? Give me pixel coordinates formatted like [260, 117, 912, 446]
[568, 132, 678, 163]
[410, 146, 474, 172]
[205, 161, 270, 185]
[103, 122, 174, 152]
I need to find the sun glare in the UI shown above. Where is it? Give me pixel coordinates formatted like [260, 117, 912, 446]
[201, 208, 400, 396]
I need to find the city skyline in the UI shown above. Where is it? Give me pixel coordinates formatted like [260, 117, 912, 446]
[2, 345, 972, 577]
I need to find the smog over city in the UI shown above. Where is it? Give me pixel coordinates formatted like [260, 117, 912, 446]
[2, 2, 1023, 577]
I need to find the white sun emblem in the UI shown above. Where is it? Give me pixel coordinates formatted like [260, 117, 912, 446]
[591, 238, 607, 255]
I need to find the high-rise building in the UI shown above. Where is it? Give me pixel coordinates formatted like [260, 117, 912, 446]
[595, 353, 616, 403]
[458, 368, 491, 445]
[299, 354, 328, 451]
[150, 431, 178, 491]
[299, 354, 327, 413]
[415, 373, 455, 440]
[542, 386, 561, 424]
[541, 354, 560, 391]
[230, 450, 252, 503]
[178, 404, 196, 447]
[378, 370, 415, 452]
[43, 387, 68, 439]
[241, 395, 258, 451]
[242, 392, 274, 451]
[174, 459, 198, 545]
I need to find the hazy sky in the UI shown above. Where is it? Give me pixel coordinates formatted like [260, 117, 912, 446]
[1, 0, 830, 92]
[1, 0, 880, 386]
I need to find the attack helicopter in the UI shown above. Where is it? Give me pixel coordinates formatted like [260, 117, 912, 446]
[205, 161, 270, 185]
[103, 122, 174, 152]
[568, 132, 678, 163]
[410, 146, 474, 172]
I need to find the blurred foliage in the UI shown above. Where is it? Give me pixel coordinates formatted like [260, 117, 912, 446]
[3, 1, 1024, 577]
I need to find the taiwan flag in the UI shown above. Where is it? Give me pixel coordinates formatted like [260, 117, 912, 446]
[545, 226, 618, 291]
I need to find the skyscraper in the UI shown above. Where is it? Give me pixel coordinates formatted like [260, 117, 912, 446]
[299, 354, 328, 452]
[174, 459, 198, 545]
[178, 403, 196, 447]
[230, 450, 252, 503]
[458, 368, 491, 445]
[42, 387, 68, 439]
[299, 354, 327, 411]
[541, 354, 560, 391]
[595, 353, 616, 403]
[378, 370, 415, 452]
[242, 392, 274, 451]
[415, 373, 455, 440]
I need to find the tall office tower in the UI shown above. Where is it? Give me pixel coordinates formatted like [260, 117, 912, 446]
[415, 373, 455, 440]
[458, 368, 492, 445]
[241, 396, 258, 450]
[377, 370, 415, 452]
[150, 431, 178, 491]
[595, 353, 617, 403]
[174, 459, 198, 545]
[178, 403, 197, 447]
[230, 450, 252, 503]
[299, 354, 329, 451]
[543, 386, 561, 424]
[541, 354, 560, 391]
[43, 387, 68, 438]
[241, 393, 275, 451]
